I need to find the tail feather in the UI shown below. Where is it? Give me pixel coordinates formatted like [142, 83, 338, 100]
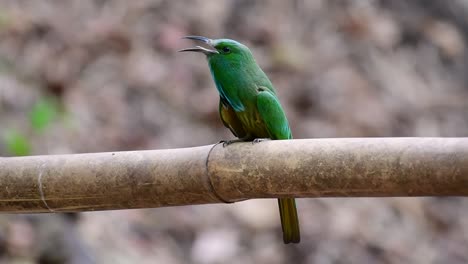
[278, 198, 300, 243]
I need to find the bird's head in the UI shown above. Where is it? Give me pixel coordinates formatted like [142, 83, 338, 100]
[179, 36, 254, 63]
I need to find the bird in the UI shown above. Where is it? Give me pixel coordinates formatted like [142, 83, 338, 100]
[179, 36, 300, 244]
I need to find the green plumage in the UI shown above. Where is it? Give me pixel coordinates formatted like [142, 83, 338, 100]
[180, 36, 300, 244]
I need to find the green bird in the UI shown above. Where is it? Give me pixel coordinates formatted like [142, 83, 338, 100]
[179, 36, 300, 244]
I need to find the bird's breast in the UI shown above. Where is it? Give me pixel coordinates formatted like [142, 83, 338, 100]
[236, 107, 270, 138]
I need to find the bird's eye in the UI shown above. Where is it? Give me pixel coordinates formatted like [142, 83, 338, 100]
[222, 46, 231, 53]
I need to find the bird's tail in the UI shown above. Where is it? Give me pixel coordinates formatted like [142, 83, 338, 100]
[278, 198, 300, 243]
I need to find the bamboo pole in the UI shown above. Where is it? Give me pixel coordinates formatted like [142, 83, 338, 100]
[0, 138, 467, 213]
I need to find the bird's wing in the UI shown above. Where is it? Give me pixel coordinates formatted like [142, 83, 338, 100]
[256, 88, 292, 140]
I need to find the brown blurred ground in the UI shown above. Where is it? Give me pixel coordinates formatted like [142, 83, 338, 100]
[0, 1, 468, 263]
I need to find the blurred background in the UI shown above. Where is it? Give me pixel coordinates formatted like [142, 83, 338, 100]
[0, 0, 468, 263]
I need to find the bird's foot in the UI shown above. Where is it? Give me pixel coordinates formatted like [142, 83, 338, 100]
[219, 139, 244, 148]
[252, 138, 271, 144]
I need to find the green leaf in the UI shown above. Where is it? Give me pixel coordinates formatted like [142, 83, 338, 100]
[29, 97, 59, 132]
[4, 130, 31, 156]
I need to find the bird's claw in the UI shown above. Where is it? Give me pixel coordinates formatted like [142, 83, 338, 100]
[219, 138, 270, 147]
[219, 140, 240, 148]
[252, 138, 271, 144]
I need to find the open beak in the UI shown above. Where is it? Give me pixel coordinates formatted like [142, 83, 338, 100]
[178, 36, 219, 55]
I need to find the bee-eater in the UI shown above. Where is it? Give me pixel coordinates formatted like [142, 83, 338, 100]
[179, 36, 300, 244]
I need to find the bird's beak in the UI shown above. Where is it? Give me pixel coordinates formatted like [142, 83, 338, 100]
[178, 36, 219, 55]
